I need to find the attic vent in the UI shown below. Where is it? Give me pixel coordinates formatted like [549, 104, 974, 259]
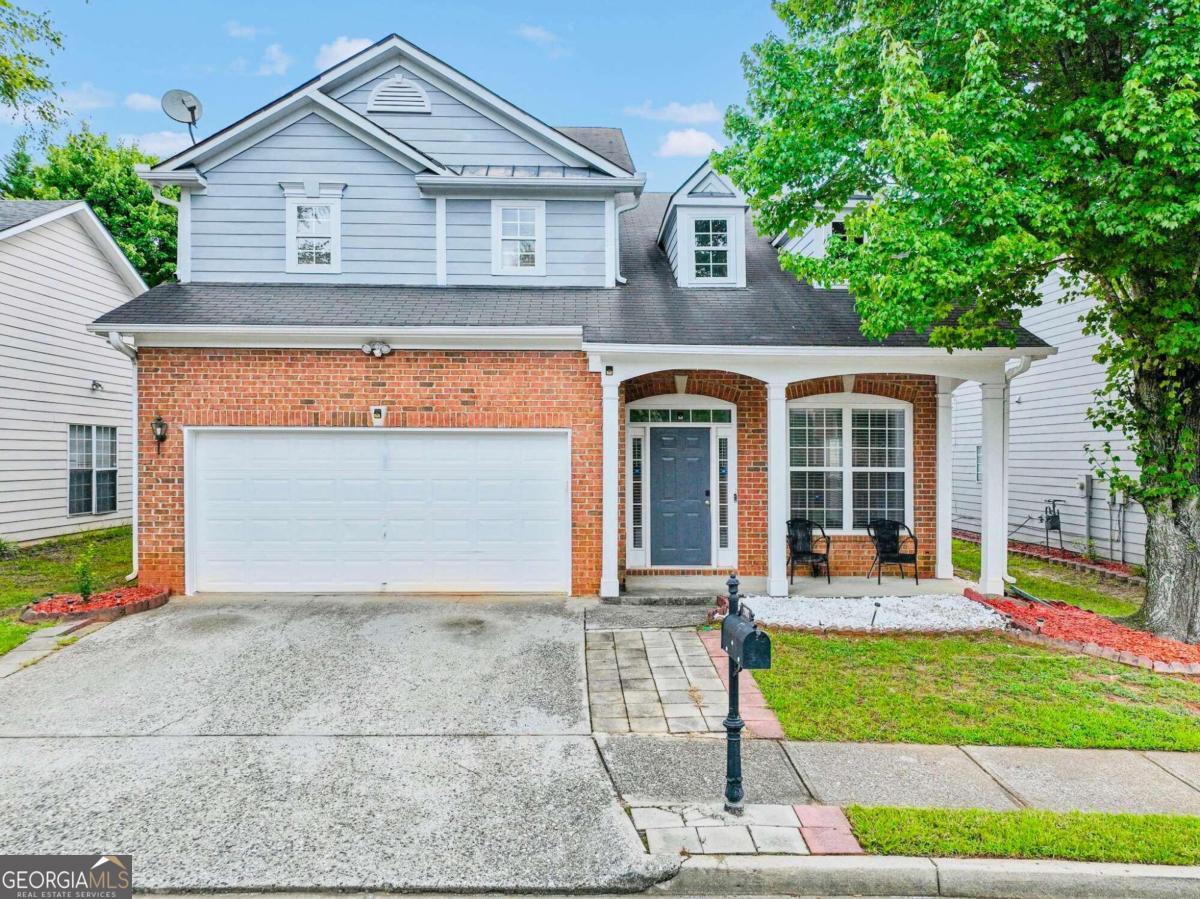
[367, 77, 431, 114]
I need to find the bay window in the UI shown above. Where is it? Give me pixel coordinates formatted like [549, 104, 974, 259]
[788, 396, 911, 531]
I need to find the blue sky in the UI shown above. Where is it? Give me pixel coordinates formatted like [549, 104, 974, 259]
[10, 1, 784, 190]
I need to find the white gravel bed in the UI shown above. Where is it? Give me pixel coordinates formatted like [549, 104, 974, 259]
[737, 593, 1007, 633]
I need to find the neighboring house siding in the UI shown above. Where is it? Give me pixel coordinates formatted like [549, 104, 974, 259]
[445, 198, 607, 286]
[190, 113, 437, 284]
[0, 215, 134, 542]
[334, 66, 564, 167]
[952, 278, 1147, 564]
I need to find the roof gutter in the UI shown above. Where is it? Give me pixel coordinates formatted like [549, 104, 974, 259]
[108, 332, 139, 582]
[415, 173, 646, 197]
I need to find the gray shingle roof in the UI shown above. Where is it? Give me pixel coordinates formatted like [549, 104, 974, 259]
[556, 127, 635, 175]
[0, 200, 79, 232]
[95, 192, 1047, 349]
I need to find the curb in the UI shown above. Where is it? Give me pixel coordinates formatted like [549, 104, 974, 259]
[649, 854, 1200, 897]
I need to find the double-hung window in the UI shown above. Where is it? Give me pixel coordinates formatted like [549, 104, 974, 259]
[692, 217, 730, 280]
[788, 398, 910, 530]
[281, 182, 345, 274]
[492, 200, 545, 276]
[69, 425, 117, 515]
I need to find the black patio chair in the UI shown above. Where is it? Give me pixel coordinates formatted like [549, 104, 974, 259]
[865, 519, 919, 585]
[787, 517, 831, 584]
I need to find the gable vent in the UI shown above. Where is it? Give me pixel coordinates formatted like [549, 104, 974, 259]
[367, 77, 432, 114]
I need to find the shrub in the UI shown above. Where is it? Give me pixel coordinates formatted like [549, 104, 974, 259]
[74, 543, 97, 600]
[0, 537, 11, 559]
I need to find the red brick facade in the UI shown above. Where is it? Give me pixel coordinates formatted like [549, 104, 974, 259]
[619, 370, 937, 580]
[136, 348, 936, 594]
[136, 348, 604, 594]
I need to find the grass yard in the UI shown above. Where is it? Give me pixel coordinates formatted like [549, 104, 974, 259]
[953, 538, 1143, 618]
[847, 806, 1200, 866]
[0, 526, 132, 655]
[754, 631, 1200, 750]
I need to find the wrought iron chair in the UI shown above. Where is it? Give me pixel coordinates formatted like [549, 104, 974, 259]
[865, 519, 919, 584]
[786, 518, 831, 584]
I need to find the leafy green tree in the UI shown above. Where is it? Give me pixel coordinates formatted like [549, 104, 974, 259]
[4, 128, 176, 284]
[718, 2, 1200, 641]
[0, 0, 61, 129]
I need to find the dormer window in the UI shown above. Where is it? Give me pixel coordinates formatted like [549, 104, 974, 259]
[281, 181, 345, 274]
[693, 217, 730, 280]
[491, 200, 545, 276]
[367, 76, 431, 114]
[831, 220, 864, 244]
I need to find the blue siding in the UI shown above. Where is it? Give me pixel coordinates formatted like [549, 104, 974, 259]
[190, 114, 436, 284]
[334, 65, 565, 168]
[446, 198, 607, 286]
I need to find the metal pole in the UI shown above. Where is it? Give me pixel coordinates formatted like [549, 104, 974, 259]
[724, 573, 744, 814]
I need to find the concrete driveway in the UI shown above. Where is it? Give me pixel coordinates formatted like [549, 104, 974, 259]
[0, 595, 674, 892]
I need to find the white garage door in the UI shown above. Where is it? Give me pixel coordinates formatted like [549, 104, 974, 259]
[188, 429, 571, 593]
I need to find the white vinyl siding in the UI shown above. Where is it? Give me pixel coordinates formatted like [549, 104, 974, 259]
[0, 214, 134, 542]
[447, 198, 607, 286]
[952, 276, 1147, 564]
[189, 114, 436, 284]
[335, 65, 565, 167]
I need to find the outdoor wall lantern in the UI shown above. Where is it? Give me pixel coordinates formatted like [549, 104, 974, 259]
[150, 415, 168, 453]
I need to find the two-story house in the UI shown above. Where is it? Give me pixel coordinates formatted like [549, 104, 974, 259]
[92, 33, 1050, 599]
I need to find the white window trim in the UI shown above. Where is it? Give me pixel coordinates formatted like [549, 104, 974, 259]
[491, 199, 546, 276]
[68, 424, 118, 517]
[678, 206, 745, 288]
[624, 394, 738, 569]
[281, 181, 346, 274]
[787, 392, 914, 535]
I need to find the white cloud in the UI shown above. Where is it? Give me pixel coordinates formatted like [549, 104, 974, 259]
[514, 24, 566, 58]
[656, 129, 724, 158]
[61, 81, 115, 111]
[120, 130, 192, 159]
[314, 36, 372, 71]
[123, 92, 159, 112]
[257, 43, 293, 77]
[624, 100, 722, 125]
[226, 20, 265, 40]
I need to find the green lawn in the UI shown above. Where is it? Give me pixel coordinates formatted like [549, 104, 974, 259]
[0, 526, 132, 655]
[953, 538, 1143, 618]
[753, 631, 1200, 750]
[847, 806, 1200, 866]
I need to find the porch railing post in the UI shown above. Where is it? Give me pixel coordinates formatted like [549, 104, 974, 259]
[766, 381, 789, 597]
[600, 377, 621, 598]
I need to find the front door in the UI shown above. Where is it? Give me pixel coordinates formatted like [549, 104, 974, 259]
[649, 427, 711, 566]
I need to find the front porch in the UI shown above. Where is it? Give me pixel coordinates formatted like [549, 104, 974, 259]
[621, 573, 972, 601]
[588, 345, 1037, 600]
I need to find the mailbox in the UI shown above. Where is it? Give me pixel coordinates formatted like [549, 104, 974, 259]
[721, 607, 771, 670]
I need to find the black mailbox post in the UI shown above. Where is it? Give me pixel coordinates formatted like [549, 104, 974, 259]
[719, 573, 771, 814]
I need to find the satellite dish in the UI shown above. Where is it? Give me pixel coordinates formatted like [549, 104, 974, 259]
[161, 89, 203, 144]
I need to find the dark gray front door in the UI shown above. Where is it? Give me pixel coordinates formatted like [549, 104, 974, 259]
[649, 427, 711, 566]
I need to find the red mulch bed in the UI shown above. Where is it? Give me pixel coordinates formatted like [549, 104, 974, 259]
[953, 528, 1135, 576]
[967, 590, 1200, 668]
[22, 585, 170, 622]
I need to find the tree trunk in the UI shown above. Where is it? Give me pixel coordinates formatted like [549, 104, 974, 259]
[1130, 369, 1200, 644]
[1137, 501, 1200, 643]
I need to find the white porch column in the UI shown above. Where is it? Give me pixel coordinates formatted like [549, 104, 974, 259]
[936, 378, 955, 579]
[767, 380, 790, 598]
[979, 381, 1007, 595]
[600, 377, 621, 598]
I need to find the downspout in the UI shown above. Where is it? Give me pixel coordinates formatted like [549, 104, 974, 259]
[614, 194, 641, 285]
[149, 186, 179, 210]
[1001, 355, 1034, 585]
[108, 332, 139, 581]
